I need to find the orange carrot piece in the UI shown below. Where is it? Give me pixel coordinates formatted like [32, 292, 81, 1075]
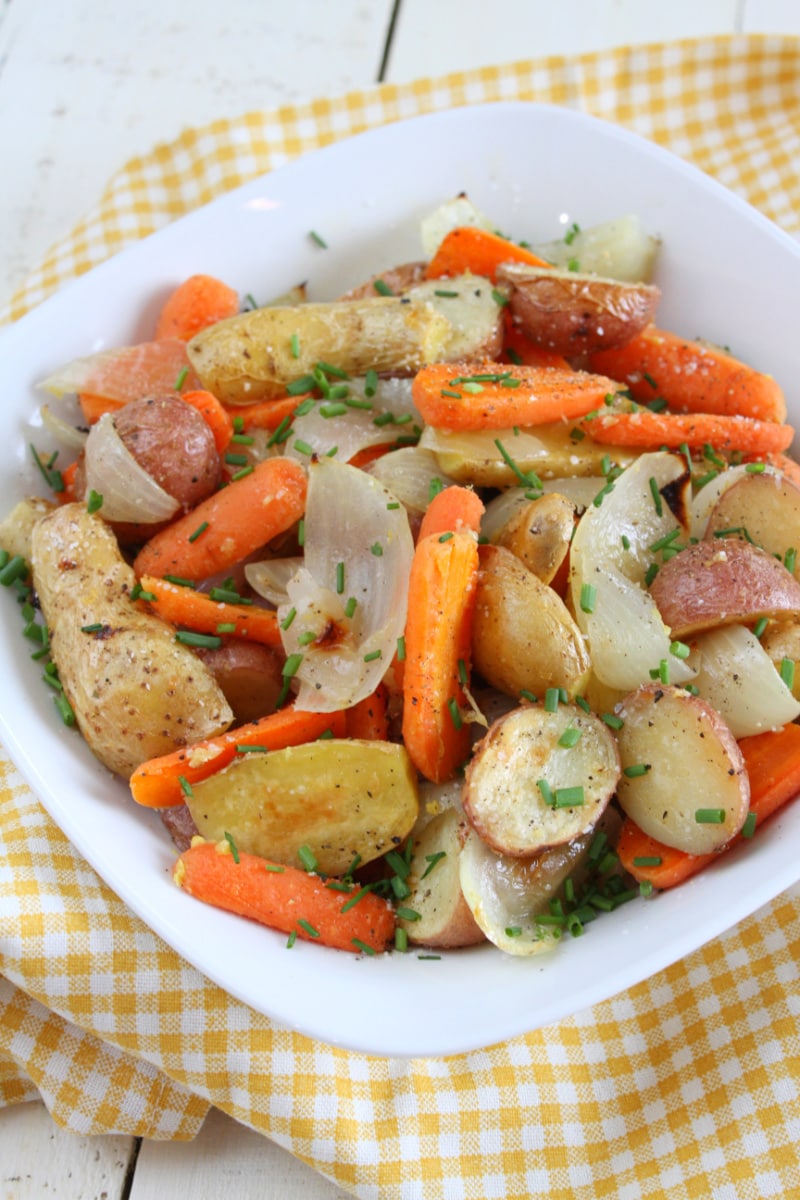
[138, 574, 282, 648]
[58, 460, 79, 505]
[411, 359, 622, 432]
[402, 531, 478, 783]
[348, 443, 394, 470]
[345, 684, 390, 741]
[133, 456, 307, 581]
[236, 393, 313, 432]
[417, 485, 484, 542]
[155, 274, 240, 342]
[131, 707, 347, 808]
[174, 839, 395, 953]
[619, 722, 800, 889]
[502, 316, 570, 370]
[581, 409, 794, 456]
[589, 326, 787, 424]
[78, 392, 126, 423]
[426, 226, 550, 282]
[180, 389, 234, 454]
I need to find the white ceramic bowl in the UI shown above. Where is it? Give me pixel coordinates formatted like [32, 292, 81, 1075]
[2, 102, 800, 1057]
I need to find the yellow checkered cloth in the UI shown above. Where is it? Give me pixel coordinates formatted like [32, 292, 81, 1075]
[2, 33, 800, 1199]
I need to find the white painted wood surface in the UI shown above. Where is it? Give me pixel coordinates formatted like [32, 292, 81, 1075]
[2, 0, 800, 1196]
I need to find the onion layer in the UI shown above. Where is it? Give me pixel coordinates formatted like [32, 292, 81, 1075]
[83, 413, 180, 524]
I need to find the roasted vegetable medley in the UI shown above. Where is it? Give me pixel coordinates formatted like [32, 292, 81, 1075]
[3, 195, 800, 960]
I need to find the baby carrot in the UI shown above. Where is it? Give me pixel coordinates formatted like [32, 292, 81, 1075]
[619, 721, 800, 889]
[344, 683, 390, 741]
[78, 393, 125, 424]
[417, 485, 484, 541]
[155, 274, 240, 342]
[138, 574, 282, 648]
[426, 226, 550, 282]
[502, 316, 570, 369]
[589, 326, 787, 424]
[131, 707, 347, 808]
[402, 530, 478, 783]
[180, 389, 234, 454]
[411, 360, 622, 431]
[174, 838, 395, 953]
[581, 409, 794, 456]
[133, 456, 307, 581]
[236, 393, 313, 432]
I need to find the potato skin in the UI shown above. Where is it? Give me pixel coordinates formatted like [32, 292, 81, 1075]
[497, 262, 660, 357]
[472, 544, 590, 699]
[31, 504, 233, 776]
[649, 539, 800, 638]
[338, 261, 428, 300]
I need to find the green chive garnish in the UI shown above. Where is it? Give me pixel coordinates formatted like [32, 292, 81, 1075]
[695, 808, 726, 824]
[174, 631, 222, 649]
[224, 832, 240, 863]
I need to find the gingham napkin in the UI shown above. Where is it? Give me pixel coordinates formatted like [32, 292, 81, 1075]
[3, 34, 800, 1200]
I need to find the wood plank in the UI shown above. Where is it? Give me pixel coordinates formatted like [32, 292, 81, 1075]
[130, 1107, 351, 1199]
[0, 1100, 135, 1199]
[0, 0, 395, 309]
[386, 0, 741, 80]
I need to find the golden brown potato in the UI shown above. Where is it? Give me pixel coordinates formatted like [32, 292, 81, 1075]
[187, 297, 451, 404]
[463, 704, 620, 856]
[704, 471, 800, 577]
[399, 807, 485, 949]
[185, 738, 419, 876]
[472, 544, 590, 700]
[0, 496, 56, 561]
[649, 539, 800, 639]
[615, 684, 750, 853]
[496, 262, 660, 357]
[30, 504, 233, 776]
[492, 492, 574, 584]
[761, 619, 800, 699]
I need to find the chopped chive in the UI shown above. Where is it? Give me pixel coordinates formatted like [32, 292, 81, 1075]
[385, 850, 410, 879]
[639, 881, 654, 897]
[421, 851, 446, 880]
[175, 631, 222, 649]
[293, 439, 314, 456]
[344, 597, 357, 619]
[178, 775, 194, 799]
[785, 548, 797, 574]
[554, 786, 584, 808]
[373, 278, 394, 296]
[745, 461, 766, 474]
[297, 844, 319, 872]
[290, 332, 301, 359]
[231, 465, 254, 481]
[670, 640, 691, 660]
[351, 937, 376, 955]
[209, 586, 251, 604]
[494, 438, 540, 488]
[447, 697, 463, 730]
[281, 607, 297, 630]
[537, 778, 554, 806]
[188, 521, 209, 543]
[363, 649, 382, 663]
[558, 726, 582, 748]
[623, 763, 651, 778]
[544, 687, 560, 713]
[164, 575, 197, 588]
[298, 918, 320, 938]
[0, 555, 28, 587]
[224, 452, 249, 467]
[505, 926, 523, 938]
[648, 477, 663, 516]
[286, 931, 297, 948]
[396, 635, 406, 661]
[53, 693, 76, 726]
[265, 863, 286, 873]
[601, 712, 624, 730]
[87, 489, 103, 514]
[296, 632, 315, 647]
[363, 368, 378, 397]
[297, 519, 305, 547]
[434, 288, 459, 298]
[695, 808, 726, 824]
[320, 402, 348, 418]
[396, 907, 421, 922]
[335, 561, 345, 594]
[282, 652, 304, 678]
[633, 855, 663, 867]
[644, 562, 659, 586]
[285, 374, 317, 396]
[580, 583, 597, 614]
[309, 230, 327, 248]
[224, 831, 240, 863]
[780, 657, 795, 689]
[370, 542, 383, 556]
[519, 689, 537, 704]
[621, 534, 631, 550]
[80, 622, 105, 634]
[394, 928, 409, 952]
[564, 221, 580, 245]
[174, 366, 189, 391]
[340, 884, 377, 913]
[438, 531, 454, 542]
[235, 743, 267, 753]
[440, 388, 462, 399]
[267, 416, 294, 446]
[346, 396, 374, 411]
[741, 812, 757, 838]
[753, 617, 769, 638]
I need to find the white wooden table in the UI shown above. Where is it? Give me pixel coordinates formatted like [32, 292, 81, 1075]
[2, 0, 799, 1195]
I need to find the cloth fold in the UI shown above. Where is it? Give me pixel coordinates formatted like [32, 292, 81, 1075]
[2, 33, 800, 1200]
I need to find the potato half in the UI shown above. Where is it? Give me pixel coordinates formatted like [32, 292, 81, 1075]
[463, 704, 620, 856]
[497, 262, 660, 357]
[399, 807, 485, 949]
[186, 738, 418, 876]
[615, 684, 750, 853]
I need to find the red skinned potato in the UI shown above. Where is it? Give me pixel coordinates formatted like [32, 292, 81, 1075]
[338, 261, 428, 300]
[649, 539, 800, 639]
[195, 641, 285, 724]
[463, 704, 620, 857]
[496, 261, 660, 357]
[704, 470, 800, 577]
[615, 684, 750, 854]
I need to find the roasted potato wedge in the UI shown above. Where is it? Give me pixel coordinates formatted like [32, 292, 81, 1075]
[615, 684, 750, 853]
[187, 297, 451, 405]
[463, 704, 620, 856]
[649, 539, 800, 639]
[419, 423, 636, 487]
[30, 504, 233, 776]
[472, 544, 590, 700]
[399, 807, 485, 949]
[497, 262, 660, 357]
[185, 738, 418, 876]
[704, 470, 800, 577]
[0, 496, 56, 560]
[492, 492, 574, 584]
[338, 261, 428, 300]
[406, 274, 504, 360]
